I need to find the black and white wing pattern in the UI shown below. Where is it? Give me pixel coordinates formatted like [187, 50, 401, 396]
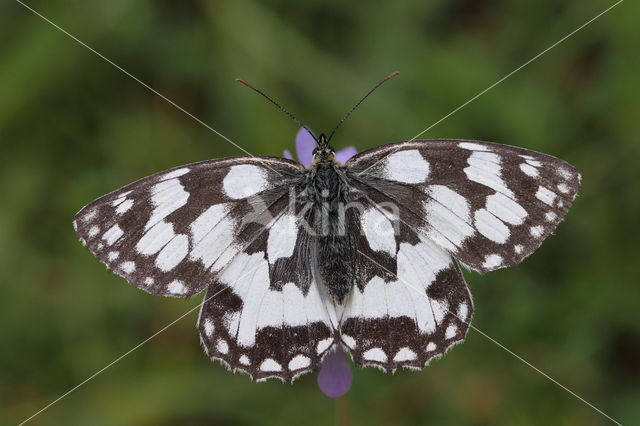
[75, 157, 301, 297]
[346, 139, 581, 273]
[198, 193, 339, 382]
[74, 157, 337, 382]
[75, 137, 581, 382]
[339, 203, 472, 372]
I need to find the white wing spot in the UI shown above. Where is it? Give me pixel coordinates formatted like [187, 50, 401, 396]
[424, 187, 475, 248]
[317, 338, 334, 355]
[190, 203, 236, 271]
[120, 261, 135, 274]
[260, 358, 282, 372]
[360, 208, 397, 257]
[137, 221, 175, 255]
[83, 209, 97, 222]
[167, 280, 187, 295]
[557, 183, 570, 194]
[107, 251, 119, 261]
[144, 277, 154, 286]
[536, 186, 557, 206]
[457, 303, 469, 322]
[88, 225, 100, 238]
[204, 319, 214, 337]
[445, 324, 458, 339]
[486, 192, 527, 225]
[288, 355, 311, 370]
[458, 142, 490, 151]
[393, 347, 417, 362]
[222, 311, 241, 334]
[519, 163, 539, 177]
[363, 348, 387, 363]
[465, 151, 513, 197]
[155, 234, 189, 271]
[267, 214, 298, 264]
[342, 335, 356, 349]
[432, 300, 448, 324]
[223, 164, 268, 199]
[526, 159, 542, 167]
[426, 342, 437, 352]
[427, 185, 471, 221]
[474, 209, 509, 243]
[383, 150, 430, 183]
[115, 199, 134, 214]
[482, 254, 502, 269]
[216, 339, 229, 354]
[557, 168, 572, 180]
[146, 178, 189, 230]
[102, 225, 124, 246]
[530, 225, 544, 238]
[239, 355, 250, 366]
[161, 167, 190, 180]
[514, 244, 523, 254]
[96, 243, 103, 250]
[545, 212, 557, 222]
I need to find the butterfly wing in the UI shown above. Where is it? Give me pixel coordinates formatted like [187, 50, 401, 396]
[346, 139, 581, 272]
[75, 156, 339, 382]
[74, 156, 304, 297]
[334, 197, 472, 371]
[198, 194, 339, 382]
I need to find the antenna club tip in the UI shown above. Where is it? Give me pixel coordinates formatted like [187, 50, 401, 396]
[235, 78, 256, 90]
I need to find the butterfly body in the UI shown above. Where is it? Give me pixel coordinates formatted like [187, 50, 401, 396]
[309, 166, 353, 305]
[75, 138, 580, 382]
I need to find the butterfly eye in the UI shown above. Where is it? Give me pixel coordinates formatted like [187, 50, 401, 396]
[312, 148, 318, 156]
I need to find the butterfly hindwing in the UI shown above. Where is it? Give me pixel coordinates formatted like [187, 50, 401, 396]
[198, 194, 339, 382]
[333, 195, 472, 371]
[346, 140, 581, 272]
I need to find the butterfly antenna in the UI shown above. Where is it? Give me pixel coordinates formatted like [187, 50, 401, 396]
[235, 78, 318, 143]
[327, 71, 400, 143]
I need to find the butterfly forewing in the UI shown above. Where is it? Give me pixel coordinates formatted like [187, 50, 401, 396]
[74, 157, 303, 297]
[346, 140, 581, 272]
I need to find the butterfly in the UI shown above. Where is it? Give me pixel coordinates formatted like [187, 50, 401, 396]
[74, 73, 580, 382]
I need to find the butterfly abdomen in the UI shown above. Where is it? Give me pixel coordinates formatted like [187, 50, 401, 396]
[308, 162, 355, 305]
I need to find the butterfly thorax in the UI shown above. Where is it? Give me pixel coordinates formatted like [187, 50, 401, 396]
[306, 157, 355, 306]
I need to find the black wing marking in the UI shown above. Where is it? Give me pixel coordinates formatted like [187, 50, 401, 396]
[346, 139, 580, 272]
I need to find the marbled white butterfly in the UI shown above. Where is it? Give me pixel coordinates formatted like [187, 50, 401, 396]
[74, 73, 580, 382]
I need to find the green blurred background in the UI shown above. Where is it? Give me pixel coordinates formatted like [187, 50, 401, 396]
[2, 0, 639, 425]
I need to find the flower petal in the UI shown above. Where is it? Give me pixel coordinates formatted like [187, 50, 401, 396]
[334, 146, 358, 164]
[317, 347, 353, 398]
[295, 128, 316, 167]
[283, 149, 294, 160]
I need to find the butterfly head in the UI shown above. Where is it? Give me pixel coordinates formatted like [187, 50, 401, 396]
[312, 133, 336, 162]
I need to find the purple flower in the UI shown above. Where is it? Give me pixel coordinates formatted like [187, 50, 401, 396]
[284, 128, 357, 167]
[317, 347, 353, 398]
[284, 128, 356, 398]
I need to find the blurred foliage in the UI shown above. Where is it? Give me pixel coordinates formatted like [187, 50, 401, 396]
[1, 0, 639, 425]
